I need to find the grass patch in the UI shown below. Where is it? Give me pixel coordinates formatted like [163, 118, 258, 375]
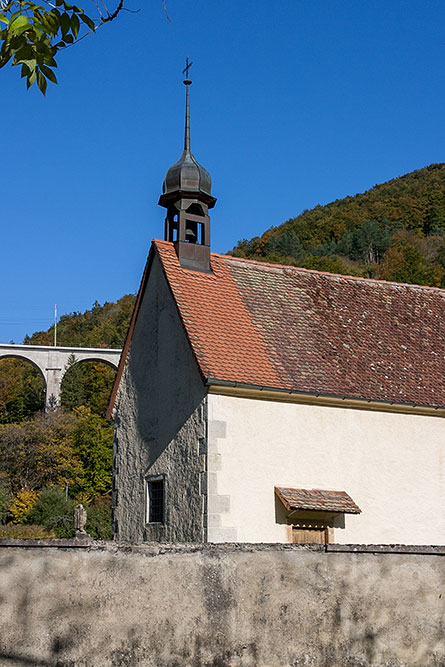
[0, 524, 56, 539]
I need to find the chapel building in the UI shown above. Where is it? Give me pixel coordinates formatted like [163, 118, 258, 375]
[108, 76, 445, 546]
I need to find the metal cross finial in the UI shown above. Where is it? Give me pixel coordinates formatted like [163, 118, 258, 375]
[182, 57, 192, 150]
[182, 57, 193, 82]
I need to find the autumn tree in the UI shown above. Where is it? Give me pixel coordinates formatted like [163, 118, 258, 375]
[0, 408, 113, 527]
[60, 353, 85, 412]
[0, 410, 82, 493]
[0, 358, 45, 423]
[70, 406, 113, 500]
[61, 356, 116, 416]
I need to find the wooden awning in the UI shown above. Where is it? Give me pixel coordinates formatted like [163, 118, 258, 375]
[275, 487, 361, 514]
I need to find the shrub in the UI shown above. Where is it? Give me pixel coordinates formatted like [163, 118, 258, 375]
[28, 486, 74, 538]
[85, 495, 111, 540]
[0, 475, 11, 525]
[9, 488, 40, 524]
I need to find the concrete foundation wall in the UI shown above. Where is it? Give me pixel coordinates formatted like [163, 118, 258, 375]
[0, 542, 443, 667]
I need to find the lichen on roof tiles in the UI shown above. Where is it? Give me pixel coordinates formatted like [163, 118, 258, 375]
[275, 487, 361, 514]
[154, 239, 445, 408]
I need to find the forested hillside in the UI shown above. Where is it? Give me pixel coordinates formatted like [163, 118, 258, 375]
[25, 294, 136, 348]
[231, 163, 445, 287]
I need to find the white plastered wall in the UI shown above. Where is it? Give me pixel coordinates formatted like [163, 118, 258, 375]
[207, 393, 445, 544]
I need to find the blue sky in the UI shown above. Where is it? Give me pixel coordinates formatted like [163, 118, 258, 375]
[1, 0, 444, 344]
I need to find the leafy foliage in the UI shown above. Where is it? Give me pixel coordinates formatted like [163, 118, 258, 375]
[70, 406, 113, 501]
[231, 164, 445, 287]
[0, 473, 11, 524]
[28, 486, 74, 537]
[0, 357, 45, 424]
[0, 409, 112, 498]
[0, 0, 126, 93]
[0, 296, 127, 537]
[85, 494, 111, 539]
[61, 355, 116, 416]
[25, 294, 135, 347]
[0, 408, 113, 535]
[8, 487, 39, 523]
[0, 0, 95, 93]
[0, 410, 83, 493]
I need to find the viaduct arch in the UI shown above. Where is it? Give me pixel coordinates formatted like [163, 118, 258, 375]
[0, 344, 121, 410]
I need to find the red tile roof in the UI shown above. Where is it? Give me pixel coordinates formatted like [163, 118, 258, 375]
[107, 239, 445, 416]
[154, 240, 445, 409]
[275, 487, 361, 514]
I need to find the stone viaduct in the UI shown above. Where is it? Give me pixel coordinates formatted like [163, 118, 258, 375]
[0, 344, 121, 410]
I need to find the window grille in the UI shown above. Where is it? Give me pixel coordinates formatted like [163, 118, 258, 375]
[147, 479, 164, 524]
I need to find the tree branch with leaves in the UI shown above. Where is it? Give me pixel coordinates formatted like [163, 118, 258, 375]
[0, 0, 125, 93]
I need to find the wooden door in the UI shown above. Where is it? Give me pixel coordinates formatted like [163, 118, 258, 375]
[291, 526, 328, 544]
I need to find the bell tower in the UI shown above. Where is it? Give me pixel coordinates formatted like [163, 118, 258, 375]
[158, 60, 216, 272]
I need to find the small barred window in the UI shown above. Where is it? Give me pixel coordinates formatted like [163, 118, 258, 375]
[147, 479, 164, 524]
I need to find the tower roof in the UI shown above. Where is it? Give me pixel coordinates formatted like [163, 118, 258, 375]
[162, 149, 213, 199]
[159, 73, 216, 209]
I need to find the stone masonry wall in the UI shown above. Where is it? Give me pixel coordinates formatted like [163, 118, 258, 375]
[113, 254, 208, 542]
[0, 541, 443, 666]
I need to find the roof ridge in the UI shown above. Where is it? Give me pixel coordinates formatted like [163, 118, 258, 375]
[152, 239, 445, 294]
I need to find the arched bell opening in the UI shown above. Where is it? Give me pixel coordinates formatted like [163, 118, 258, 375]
[186, 202, 205, 217]
[185, 219, 205, 245]
[165, 210, 179, 243]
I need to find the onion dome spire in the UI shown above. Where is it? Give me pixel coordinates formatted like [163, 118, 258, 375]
[158, 60, 217, 273]
[159, 60, 215, 205]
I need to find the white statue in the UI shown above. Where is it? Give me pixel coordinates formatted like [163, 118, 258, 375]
[74, 504, 89, 538]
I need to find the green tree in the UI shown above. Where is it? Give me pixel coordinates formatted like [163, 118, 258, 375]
[0, 410, 82, 493]
[61, 358, 116, 415]
[28, 486, 74, 537]
[0, 358, 45, 424]
[85, 494, 111, 539]
[436, 240, 445, 269]
[267, 230, 305, 261]
[60, 353, 85, 412]
[0, 408, 113, 531]
[336, 220, 392, 265]
[379, 233, 429, 285]
[71, 407, 113, 500]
